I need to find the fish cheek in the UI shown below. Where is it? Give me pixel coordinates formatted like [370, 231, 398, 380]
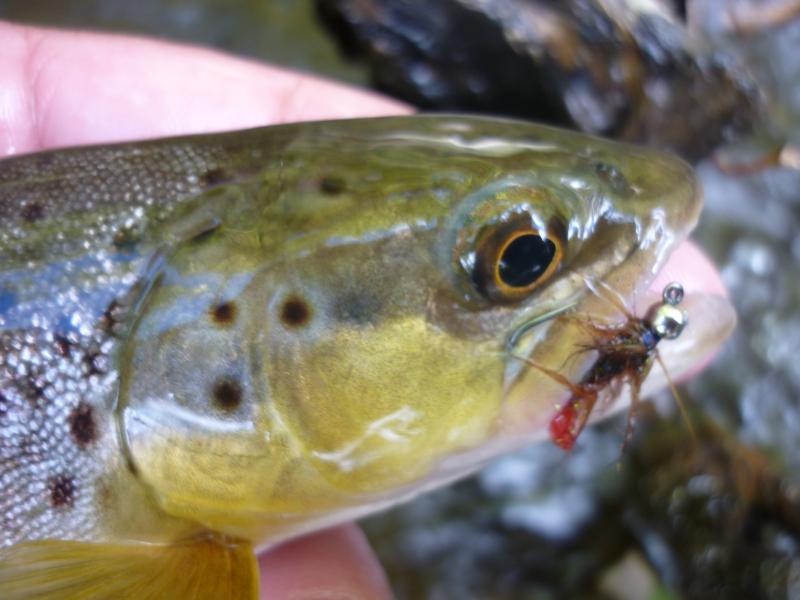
[116, 274, 279, 522]
[253, 249, 504, 500]
[123, 316, 256, 422]
[265, 300, 505, 494]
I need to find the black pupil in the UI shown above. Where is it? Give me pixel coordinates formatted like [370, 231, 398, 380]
[498, 234, 556, 287]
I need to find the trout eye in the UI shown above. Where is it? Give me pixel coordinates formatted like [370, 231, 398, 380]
[498, 232, 556, 287]
[472, 216, 563, 303]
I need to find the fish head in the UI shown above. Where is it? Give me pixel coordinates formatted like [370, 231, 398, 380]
[118, 116, 709, 543]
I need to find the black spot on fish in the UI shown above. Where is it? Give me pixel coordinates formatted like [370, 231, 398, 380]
[69, 402, 97, 449]
[24, 376, 47, 407]
[280, 296, 312, 328]
[0, 392, 8, 420]
[49, 475, 75, 507]
[20, 202, 44, 223]
[83, 351, 104, 377]
[319, 175, 346, 195]
[99, 300, 124, 335]
[199, 167, 231, 187]
[212, 377, 243, 411]
[112, 225, 142, 251]
[54, 334, 72, 357]
[210, 301, 237, 326]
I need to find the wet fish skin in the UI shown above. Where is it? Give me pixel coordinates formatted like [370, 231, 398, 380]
[0, 115, 700, 598]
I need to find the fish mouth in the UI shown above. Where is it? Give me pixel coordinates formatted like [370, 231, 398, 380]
[500, 243, 737, 441]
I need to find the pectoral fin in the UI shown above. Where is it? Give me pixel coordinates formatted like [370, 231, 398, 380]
[0, 535, 257, 599]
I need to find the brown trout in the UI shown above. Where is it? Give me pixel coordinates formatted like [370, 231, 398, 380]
[0, 115, 730, 598]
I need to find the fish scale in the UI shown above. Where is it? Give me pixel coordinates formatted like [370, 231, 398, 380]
[0, 260, 124, 545]
[0, 138, 242, 550]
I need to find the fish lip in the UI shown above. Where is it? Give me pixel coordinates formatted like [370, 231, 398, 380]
[502, 260, 737, 436]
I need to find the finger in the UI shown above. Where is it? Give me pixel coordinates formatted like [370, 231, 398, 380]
[258, 524, 393, 600]
[0, 21, 409, 155]
[649, 239, 727, 299]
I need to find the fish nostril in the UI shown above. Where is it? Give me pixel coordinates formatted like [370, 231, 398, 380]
[594, 161, 632, 195]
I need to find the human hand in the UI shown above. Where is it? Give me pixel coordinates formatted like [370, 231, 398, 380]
[0, 20, 725, 599]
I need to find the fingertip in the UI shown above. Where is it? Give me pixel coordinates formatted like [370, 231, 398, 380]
[650, 239, 728, 300]
[258, 525, 393, 600]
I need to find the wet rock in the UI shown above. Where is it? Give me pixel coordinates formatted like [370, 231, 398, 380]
[317, 0, 758, 158]
[625, 418, 800, 599]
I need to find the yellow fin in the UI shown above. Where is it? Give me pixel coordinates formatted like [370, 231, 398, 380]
[0, 535, 257, 599]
